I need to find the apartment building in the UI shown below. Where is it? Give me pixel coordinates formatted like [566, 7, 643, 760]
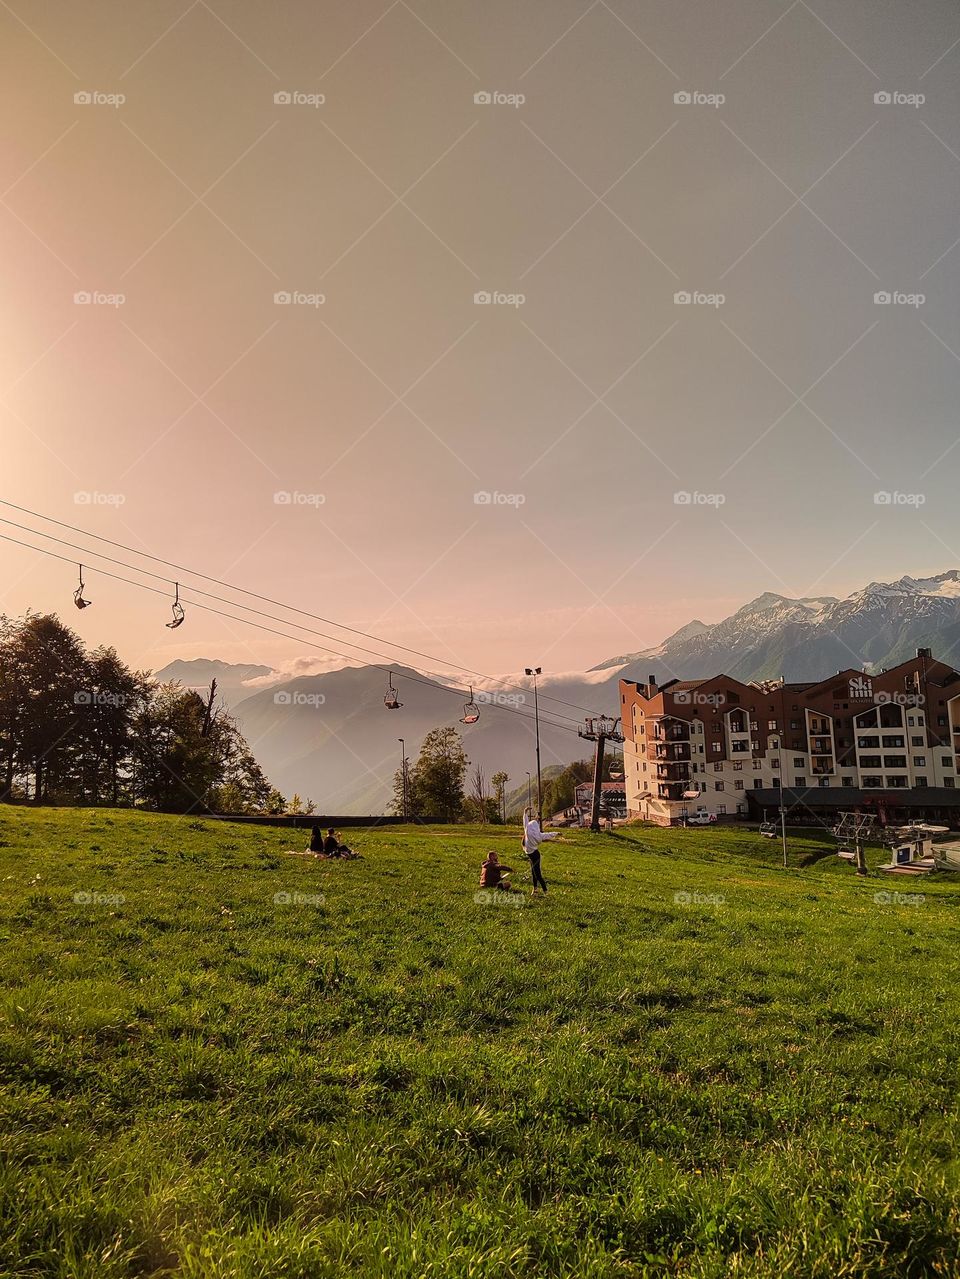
[620, 649, 960, 825]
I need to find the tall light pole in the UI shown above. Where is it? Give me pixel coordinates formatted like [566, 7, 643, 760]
[525, 667, 542, 818]
[398, 738, 408, 821]
[525, 771, 532, 810]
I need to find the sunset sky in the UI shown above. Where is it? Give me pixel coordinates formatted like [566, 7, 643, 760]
[3, 0, 960, 681]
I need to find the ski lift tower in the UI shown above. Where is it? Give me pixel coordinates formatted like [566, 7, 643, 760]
[833, 811, 876, 876]
[578, 715, 623, 832]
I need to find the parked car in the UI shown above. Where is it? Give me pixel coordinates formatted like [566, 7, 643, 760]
[685, 812, 717, 826]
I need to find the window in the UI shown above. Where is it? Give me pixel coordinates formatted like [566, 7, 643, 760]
[942, 757, 952, 770]
[751, 720, 759, 731]
[771, 778, 781, 788]
[883, 756, 907, 769]
[908, 716, 915, 727]
[770, 738, 780, 748]
[753, 760, 762, 770]
[795, 776, 806, 787]
[735, 780, 744, 790]
[768, 719, 778, 730]
[819, 777, 830, 787]
[862, 776, 883, 788]
[858, 736, 880, 749]
[938, 715, 948, 727]
[916, 777, 928, 788]
[715, 782, 724, 792]
[790, 720, 800, 730]
[945, 778, 956, 788]
[887, 776, 908, 789]
[911, 736, 924, 746]
[714, 762, 723, 772]
[771, 758, 780, 769]
[733, 761, 742, 771]
[860, 756, 881, 769]
[793, 758, 804, 768]
[712, 742, 722, 753]
[841, 776, 853, 787]
[913, 756, 926, 768]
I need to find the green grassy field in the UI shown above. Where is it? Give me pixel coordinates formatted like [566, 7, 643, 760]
[3, 808, 960, 1278]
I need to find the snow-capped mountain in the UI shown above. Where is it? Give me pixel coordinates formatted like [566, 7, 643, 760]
[596, 571, 960, 685]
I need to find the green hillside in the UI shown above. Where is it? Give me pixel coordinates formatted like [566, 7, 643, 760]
[2, 808, 960, 1277]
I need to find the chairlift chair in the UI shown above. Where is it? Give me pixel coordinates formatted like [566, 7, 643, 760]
[165, 582, 185, 629]
[384, 671, 402, 710]
[608, 757, 624, 781]
[73, 564, 91, 609]
[681, 785, 701, 800]
[460, 686, 480, 724]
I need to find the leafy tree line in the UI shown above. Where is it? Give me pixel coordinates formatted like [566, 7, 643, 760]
[0, 613, 279, 813]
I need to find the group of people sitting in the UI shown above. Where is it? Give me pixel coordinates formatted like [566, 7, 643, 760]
[308, 825, 360, 859]
[479, 807, 559, 896]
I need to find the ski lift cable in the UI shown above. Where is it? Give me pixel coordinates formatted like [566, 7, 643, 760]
[0, 516, 586, 726]
[0, 506, 598, 723]
[0, 532, 583, 736]
[0, 500, 607, 719]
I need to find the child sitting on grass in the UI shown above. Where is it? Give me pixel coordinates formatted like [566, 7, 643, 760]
[479, 850, 517, 891]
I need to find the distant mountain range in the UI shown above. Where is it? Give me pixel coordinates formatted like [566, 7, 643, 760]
[157, 571, 960, 812]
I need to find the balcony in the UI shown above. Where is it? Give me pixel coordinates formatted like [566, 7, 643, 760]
[654, 743, 691, 761]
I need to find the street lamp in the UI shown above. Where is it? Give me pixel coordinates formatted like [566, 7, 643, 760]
[525, 771, 531, 810]
[525, 666, 542, 818]
[398, 738, 408, 821]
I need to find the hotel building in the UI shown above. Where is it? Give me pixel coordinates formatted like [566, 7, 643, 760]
[620, 649, 960, 826]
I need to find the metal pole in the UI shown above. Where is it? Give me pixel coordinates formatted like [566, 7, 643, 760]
[780, 794, 788, 868]
[533, 674, 542, 818]
[590, 733, 606, 832]
[398, 738, 407, 821]
[525, 771, 531, 810]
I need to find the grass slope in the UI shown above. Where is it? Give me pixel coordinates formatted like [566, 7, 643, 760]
[2, 809, 960, 1278]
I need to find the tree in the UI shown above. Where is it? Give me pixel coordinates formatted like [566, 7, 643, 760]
[0, 612, 279, 814]
[265, 788, 287, 815]
[411, 727, 468, 822]
[540, 760, 594, 821]
[288, 793, 304, 814]
[491, 771, 509, 823]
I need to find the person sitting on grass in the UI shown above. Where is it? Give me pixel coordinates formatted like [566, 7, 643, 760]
[308, 824, 328, 857]
[323, 827, 359, 859]
[479, 850, 516, 891]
